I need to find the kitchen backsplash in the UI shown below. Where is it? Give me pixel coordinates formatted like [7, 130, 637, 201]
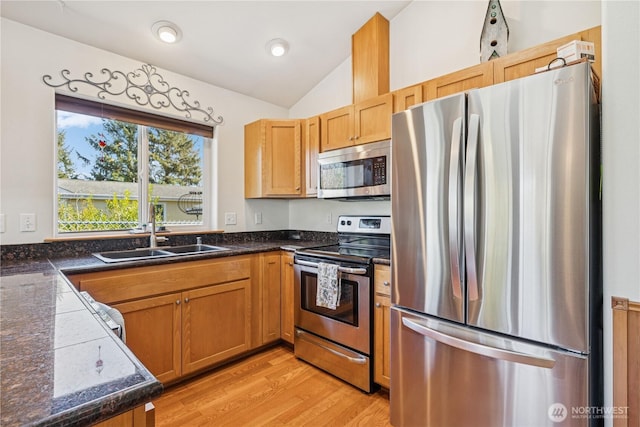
[0, 230, 337, 262]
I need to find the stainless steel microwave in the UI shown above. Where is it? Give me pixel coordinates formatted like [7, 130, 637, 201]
[317, 139, 390, 199]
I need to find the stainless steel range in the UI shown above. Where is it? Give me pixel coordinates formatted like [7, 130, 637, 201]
[294, 215, 390, 392]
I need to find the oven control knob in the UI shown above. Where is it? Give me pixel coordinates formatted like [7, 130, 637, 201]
[340, 220, 346, 225]
[347, 220, 352, 226]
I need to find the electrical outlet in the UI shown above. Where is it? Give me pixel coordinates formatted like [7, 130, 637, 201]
[19, 213, 36, 232]
[0, 214, 5, 233]
[254, 212, 262, 224]
[224, 212, 237, 225]
[326, 212, 332, 224]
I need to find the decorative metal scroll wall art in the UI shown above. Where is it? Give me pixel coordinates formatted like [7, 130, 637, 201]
[42, 63, 223, 125]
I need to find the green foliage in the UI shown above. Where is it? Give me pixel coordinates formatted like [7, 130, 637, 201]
[58, 190, 138, 232]
[57, 130, 78, 179]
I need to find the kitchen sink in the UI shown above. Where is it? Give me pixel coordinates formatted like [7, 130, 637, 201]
[93, 244, 230, 263]
[163, 244, 229, 254]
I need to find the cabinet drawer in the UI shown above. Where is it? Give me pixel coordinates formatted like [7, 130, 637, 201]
[72, 256, 252, 304]
[374, 264, 391, 296]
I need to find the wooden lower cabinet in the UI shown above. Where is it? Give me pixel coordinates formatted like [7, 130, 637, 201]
[94, 403, 154, 427]
[114, 294, 182, 384]
[181, 280, 251, 374]
[261, 253, 281, 344]
[68, 255, 255, 384]
[280, 252, 295, 344]
[373, 264, 391, 389]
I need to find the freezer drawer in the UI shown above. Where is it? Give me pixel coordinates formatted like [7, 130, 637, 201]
[391, 307, 590, 427]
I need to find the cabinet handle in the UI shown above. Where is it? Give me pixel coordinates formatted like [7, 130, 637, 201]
[296, 187, 300, 191]
[288, 262, 293, 266]
[184, 297, 190, 303]
[176, 300, 181, 305]
[375, 302, 381, 308]
[383, 281, 390, 287]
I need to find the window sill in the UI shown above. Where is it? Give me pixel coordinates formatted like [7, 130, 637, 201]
[44, 229, 224, 243]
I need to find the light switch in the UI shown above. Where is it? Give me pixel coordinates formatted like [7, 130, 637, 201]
[255, 212, 262, 224]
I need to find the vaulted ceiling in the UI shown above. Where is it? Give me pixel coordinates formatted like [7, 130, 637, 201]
[0, 1, 411, 108]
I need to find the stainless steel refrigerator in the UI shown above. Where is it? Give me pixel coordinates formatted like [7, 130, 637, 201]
[390, 62, 602, 427]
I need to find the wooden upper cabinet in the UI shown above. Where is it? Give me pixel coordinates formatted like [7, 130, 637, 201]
[320, 93, 392, 152]
[303, 116, 320, 196]
[354, 93, 392, 145]
[393, 84, 423, 113]
[244, 119, 302, 198]
[320, 105, 353, 152]
[424, 62, 494, 101]
[493, 26, 601, 83]
[352, 12, 390, 104]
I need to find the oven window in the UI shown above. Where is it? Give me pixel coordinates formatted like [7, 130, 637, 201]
[300, 271, 358, 326]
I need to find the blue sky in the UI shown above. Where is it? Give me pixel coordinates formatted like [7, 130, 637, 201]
[57, 111, 103, 179]
[57, 111, 205, 181]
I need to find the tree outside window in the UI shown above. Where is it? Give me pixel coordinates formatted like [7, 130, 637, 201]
[56, 96, 210, 234]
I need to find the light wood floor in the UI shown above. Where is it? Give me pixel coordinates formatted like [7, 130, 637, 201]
[152, 345, 392, 427]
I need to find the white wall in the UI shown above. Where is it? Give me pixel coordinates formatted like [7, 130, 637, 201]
[0, 18, 290, 245]
[601, 0, 640, 422]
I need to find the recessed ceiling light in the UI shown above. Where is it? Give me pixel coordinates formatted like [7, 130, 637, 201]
[152, 21, 182, 44]
[266, 38, 289, 57]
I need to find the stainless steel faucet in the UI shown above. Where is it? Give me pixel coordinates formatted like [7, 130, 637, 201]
[149, 204, 168, 248]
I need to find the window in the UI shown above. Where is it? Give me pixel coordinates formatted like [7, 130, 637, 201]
[55, 95, 212, 234]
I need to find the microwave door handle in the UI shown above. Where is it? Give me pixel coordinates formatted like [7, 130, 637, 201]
[464, 114, 480, 301]
[448, 117, 464, 299]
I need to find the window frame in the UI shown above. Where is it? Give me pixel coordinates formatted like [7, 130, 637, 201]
[54, 94, 214, 237]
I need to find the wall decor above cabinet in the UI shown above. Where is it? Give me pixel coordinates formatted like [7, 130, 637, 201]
[43, 63, 223, 126]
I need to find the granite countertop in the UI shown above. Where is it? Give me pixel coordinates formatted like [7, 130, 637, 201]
[0, 236, 335, 427]
[0, 261, 162, 427]
[0, 234, 389, 426]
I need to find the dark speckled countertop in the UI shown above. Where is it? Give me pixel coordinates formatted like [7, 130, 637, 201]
[0, 232, 340, 427]
[0, 261, 163, 427]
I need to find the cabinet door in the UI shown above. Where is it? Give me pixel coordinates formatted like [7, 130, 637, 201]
[114, 293, 182, 384]
[393, 84, 423, 113]
[303, 116, 320, 196]
[424, 62, 494, 101]
[181, 280, 251, 374]
[320, 105, 353, 152]
[280, 252, 295, 344]
[264, 120, 302, 196]
[262, 253, 281, 344]
[492, 33, 577, 83]
[374, 293, 391, 389]
[374, 264, 391, 388]
[354, 93, 392, 145]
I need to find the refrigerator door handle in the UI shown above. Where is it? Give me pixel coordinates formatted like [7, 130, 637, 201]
[401, 317, 556, 369]
[464, 114, 480, 301]
[448, 117, 464, 299]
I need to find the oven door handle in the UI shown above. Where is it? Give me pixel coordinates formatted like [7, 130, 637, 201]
[295, 330, 367, 364]
[295, 259, 368, 275]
